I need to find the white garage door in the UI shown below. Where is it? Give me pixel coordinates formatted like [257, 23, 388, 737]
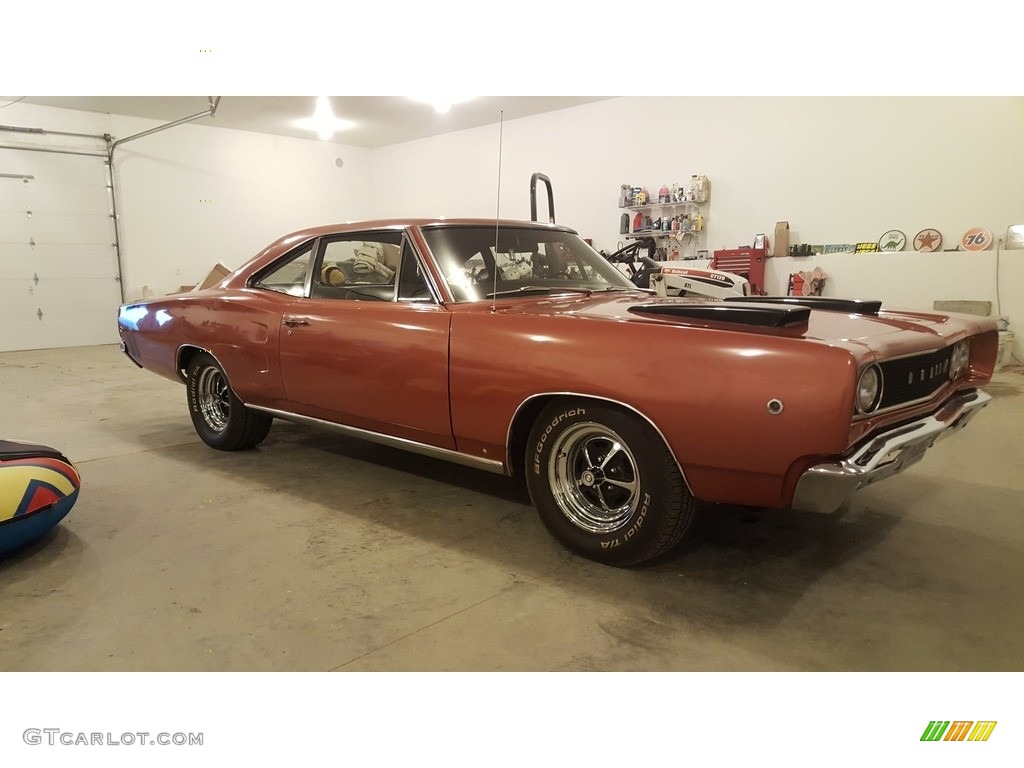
[0, 150, 121, 352]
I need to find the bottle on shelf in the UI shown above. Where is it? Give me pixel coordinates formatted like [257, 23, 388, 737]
[687, 174, 708, 203]
[617, 177, 708, 241]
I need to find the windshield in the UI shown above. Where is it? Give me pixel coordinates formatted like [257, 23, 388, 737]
[422, 225, 638, 301]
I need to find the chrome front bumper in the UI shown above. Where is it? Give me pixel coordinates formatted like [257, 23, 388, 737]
[791, 389, 991, 514]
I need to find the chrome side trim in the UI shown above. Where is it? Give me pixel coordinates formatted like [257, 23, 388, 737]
[247, 405, 506, 475]
[507, 392, 694, 494]
[792, 389, 991, 514]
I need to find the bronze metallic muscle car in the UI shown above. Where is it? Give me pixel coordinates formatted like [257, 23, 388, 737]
[117, 219, 997, 565]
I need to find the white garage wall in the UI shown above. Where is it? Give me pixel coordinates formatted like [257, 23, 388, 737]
[2, 102, 374, 305]
[108, 115, 374, 300]
[3, 97, 1022, 360]
[370, 96, 1024, 358]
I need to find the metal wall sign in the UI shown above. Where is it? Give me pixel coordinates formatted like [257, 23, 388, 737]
[961, 227, 993, 252]
[913, 228, 942, 252]
[1007, 225, 1024, 249]
[878, 230, 906, 252]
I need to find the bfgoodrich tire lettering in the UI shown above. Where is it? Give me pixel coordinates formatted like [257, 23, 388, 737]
[526, 400, 696, 566]
[186, 352, 272, 451]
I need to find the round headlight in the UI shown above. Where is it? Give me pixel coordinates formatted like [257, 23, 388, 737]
[857, 365, 882, 413]
[950, 340, 970, 379]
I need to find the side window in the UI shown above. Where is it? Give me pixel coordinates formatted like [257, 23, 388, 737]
[397, 240, 433, 301]
[253, 244, 314, 296]
[313, 235, 401, 301]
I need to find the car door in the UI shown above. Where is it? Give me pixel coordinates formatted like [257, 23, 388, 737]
[277, 231, 454, 450]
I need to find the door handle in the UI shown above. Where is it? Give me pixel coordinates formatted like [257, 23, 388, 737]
[282, 317, 310, 327]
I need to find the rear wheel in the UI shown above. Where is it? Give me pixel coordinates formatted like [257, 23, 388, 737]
[526, 400, 696, 566]
[186, 352, 272, 450]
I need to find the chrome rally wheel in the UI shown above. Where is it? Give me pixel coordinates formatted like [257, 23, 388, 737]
[196, 365, 231, 433]
[186, 352, 273, 451]
[526, 400, 697, 566]
[548, 422, 640, 534]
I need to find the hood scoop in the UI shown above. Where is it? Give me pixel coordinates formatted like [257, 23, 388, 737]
[629, 301, 811, 328]
[725, 295, 882, 315]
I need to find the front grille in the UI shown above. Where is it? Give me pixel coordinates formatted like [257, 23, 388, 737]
[878, 347, 953, 409]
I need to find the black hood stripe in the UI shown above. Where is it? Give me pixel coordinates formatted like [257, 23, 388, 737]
[628, 302, 811, 328]
[725, 296, 882, 315]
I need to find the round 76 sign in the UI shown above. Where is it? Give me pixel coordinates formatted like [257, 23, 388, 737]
[961, 228, 993, 252]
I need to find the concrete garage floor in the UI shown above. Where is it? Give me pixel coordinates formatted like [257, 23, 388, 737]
[1, 344, 1022, 672]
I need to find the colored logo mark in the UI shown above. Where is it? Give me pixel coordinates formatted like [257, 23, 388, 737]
[921, 721, 997, 742]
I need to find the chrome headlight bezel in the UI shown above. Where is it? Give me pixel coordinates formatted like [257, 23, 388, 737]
[949, 340, 970, 380]
[856, 364, 883, 414]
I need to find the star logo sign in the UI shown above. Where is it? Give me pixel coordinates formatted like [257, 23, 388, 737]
[915, 229, 941, 252]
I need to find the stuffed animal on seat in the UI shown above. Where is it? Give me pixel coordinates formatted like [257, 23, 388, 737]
[321, 243, 397, 286]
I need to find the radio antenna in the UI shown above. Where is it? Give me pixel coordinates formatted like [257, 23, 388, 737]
[491, 110, 503, 314]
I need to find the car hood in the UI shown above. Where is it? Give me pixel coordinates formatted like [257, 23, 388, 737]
[489, 293, 995, 353]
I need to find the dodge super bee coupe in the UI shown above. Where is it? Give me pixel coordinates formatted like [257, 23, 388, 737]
[117, 218, 998, 565]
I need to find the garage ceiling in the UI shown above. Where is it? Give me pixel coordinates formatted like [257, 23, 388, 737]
[17, 96, 615, 149]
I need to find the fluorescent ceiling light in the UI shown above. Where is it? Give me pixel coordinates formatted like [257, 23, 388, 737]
[409, 96, 476, 114]
[294, 96, 354, 140]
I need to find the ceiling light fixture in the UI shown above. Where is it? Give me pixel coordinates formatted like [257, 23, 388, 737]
[409, 96, 476, 114]
[294, 96, 354, 140]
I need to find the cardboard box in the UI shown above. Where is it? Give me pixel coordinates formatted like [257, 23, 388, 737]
[167, 262, 232, 295]
[774, 221, 790, 258]
[932, 300, 992, 317]
[195, 262, 231, 290]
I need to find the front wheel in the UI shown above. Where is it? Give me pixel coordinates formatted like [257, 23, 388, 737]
[525, 400, 696, 566]
[186, 352, 272, 451]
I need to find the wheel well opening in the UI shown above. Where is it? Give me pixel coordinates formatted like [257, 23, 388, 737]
[508, 394, 690, 494]
[508, 396, 553, 483]
[177, 345, 205, 381]
[509, 395, 637, 479]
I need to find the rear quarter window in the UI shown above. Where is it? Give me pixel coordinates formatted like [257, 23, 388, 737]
[253, 244, 314, 296]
